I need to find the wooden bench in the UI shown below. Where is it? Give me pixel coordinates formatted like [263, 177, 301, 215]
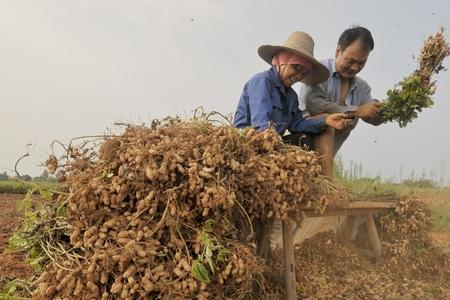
[282, 201, 397, 300]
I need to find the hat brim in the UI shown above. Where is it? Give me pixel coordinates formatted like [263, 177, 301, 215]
[258, 45, 329, 85]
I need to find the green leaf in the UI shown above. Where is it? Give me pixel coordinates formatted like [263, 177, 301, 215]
[206, 256, 215, 274]
[191, 260, 210, 283]
[40, 190, 53, 202]
[7, 285, 17, 293]
[203, 219, 215, 231]
[217, 248, 230, 263]
[205, 245, 213, 258]
[18, 190, 34, 210]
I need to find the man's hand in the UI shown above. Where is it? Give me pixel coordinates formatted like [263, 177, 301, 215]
[325, 113, 352, 130]
[354, 102, 383, 119]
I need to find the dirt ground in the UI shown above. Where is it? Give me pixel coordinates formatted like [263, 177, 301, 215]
[0, 194, 33, 282]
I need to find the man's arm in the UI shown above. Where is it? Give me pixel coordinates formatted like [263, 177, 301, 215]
[299, 84, 357, 115]
[289, 106, 327, 134]
[289, 108, 352, 133]
[351, 86, 383, 126]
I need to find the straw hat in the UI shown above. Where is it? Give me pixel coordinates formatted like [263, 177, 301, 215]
[258, 31, 329, 85]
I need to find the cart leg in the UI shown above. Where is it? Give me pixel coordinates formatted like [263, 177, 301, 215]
[341, 215, 356, 242]
[256, 219, 272, 261]
[282, 220, 297, 300]
[366, 214, 382, 263]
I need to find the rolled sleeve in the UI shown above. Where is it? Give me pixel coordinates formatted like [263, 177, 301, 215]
[289, 107, 327, 134]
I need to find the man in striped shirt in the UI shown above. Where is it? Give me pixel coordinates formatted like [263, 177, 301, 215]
[299, 26, 383, 176]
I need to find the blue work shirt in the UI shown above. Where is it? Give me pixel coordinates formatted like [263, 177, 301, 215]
[233, 66, 327, 135]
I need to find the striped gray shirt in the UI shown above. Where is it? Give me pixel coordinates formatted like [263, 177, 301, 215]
[298, 58, 375, 153]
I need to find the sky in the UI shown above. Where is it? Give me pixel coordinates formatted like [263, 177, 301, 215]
[1, 0, 450, 184]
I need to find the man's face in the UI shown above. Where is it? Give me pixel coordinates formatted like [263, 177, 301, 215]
[335, 39, 370, 79]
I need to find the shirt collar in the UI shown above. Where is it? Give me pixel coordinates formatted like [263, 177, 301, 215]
[268, 66, 292, 96]
[330, 59, 358, 91]
[268, 66, 283, 88]
[330, 58, 338, 76]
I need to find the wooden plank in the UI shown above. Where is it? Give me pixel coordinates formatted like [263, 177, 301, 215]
[366, 214, 383, 263]
[282, 220, 297, 300]
[302, 201, 397, 211]
[303, 207, 392, 217]
[301, 201, 397, 217]
[345, 201, 397, 209]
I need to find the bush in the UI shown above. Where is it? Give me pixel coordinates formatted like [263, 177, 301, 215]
[0, 180, 58, 194]
[20, 175, 32, 181]
[0, 181, 30, 194]
[401, 179, 436, 189]
[0, 171, 9, 181]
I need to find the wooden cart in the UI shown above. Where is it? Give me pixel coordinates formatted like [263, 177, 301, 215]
[282, 200, 397, 300]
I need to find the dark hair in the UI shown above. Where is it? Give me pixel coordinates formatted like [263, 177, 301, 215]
[338, 26, 374, 52]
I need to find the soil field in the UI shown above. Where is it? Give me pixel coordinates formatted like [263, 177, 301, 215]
[0, 194, 33, 285]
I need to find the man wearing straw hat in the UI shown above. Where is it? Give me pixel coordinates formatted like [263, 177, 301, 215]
[233, 31, 352, 259]
[233, 31, 351, 151]
[299, 26, 383, 176]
